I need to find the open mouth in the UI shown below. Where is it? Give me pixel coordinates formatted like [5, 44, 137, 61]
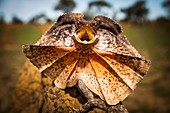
[74, 25, 96, 44]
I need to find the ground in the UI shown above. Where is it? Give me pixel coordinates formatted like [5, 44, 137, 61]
[0, 22, 170, 113]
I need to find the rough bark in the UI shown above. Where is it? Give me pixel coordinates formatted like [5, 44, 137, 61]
[11, 60, 128, 113]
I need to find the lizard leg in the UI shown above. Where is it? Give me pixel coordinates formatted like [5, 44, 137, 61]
[73, 79, 108, 112]
[72, 100, 128, 113]
[71, 79, 129, 113]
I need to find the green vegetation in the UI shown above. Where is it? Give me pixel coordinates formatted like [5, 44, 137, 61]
[12, 25, 42, 45]
[0, 22, 169, 113]
[123, 23, 170, 50]
[15, 25, 42, 46]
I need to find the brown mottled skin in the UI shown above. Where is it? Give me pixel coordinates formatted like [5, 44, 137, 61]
[22, 13, 151, 112]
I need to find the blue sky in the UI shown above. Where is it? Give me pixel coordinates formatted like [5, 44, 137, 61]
[0, 0, 167, 23]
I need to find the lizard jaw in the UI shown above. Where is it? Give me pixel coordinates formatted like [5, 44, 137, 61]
[74, 25, 96, 44]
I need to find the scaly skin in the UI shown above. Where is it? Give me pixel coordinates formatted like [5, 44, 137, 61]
[23, 13, 151, 112]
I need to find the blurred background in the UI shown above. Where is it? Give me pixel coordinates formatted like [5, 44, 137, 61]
[0, 0, 170, 113]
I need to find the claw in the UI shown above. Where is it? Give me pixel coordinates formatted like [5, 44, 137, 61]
[69, 108, 80, 113]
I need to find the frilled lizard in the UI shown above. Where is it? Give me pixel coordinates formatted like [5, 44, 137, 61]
[23, 13, 151, 113]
